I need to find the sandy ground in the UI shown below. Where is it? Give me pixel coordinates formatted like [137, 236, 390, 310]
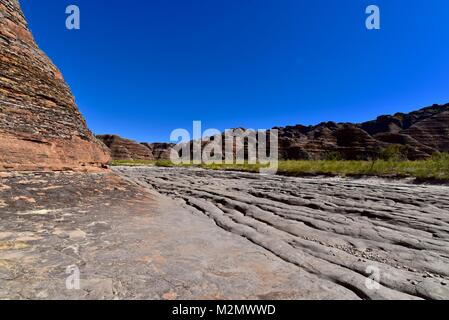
[1, 167, 448, 300]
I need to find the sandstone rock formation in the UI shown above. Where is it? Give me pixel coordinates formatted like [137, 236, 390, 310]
[142, 142, 176, 160]
[0, 0, 109, 171]
[276, 103, 449, 160]
[100, 103, 449, 163]
[100, 103, 449, 162]
[97, 135, 154, 161]
[96, 133, 177, 161]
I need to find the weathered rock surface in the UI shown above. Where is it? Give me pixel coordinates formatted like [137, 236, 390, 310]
[0, 0, 109, 171]
[2, 166, 449, 299]
[0, 170, 355, 300]
[116, 167, 449, 300]
[97, 135, 154, 161]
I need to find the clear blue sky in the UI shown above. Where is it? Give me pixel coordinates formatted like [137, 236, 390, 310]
[21, 0, 449, 142]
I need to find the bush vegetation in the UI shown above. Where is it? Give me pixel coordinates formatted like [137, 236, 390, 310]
[111, 152, 449, 181]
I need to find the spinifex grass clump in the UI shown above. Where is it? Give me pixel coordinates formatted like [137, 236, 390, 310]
[111, 159, 193, 168]
[111, 153, 449, 181]
[111, 159, 157, 166]
[275, 155, 449, 180]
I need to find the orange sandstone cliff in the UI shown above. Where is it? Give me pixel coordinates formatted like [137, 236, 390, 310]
[0, 0, 109, 171]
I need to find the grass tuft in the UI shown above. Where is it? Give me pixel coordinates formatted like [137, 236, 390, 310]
[111, 153, 449, 182]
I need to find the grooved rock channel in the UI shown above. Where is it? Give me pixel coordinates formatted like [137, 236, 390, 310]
[0, 0, 109, 171]
[115, 167, 449, 300]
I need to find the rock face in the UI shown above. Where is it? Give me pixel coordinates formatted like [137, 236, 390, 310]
[101, 103, 449, 162]
[144, 142, 176, 160]
[276, 103, 449, 160]
[96, 134, 177, 161]
[0, 0, 109, 171]
[97, 135, 154, 161]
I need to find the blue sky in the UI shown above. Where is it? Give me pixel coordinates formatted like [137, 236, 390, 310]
[20, 0, 449, 142]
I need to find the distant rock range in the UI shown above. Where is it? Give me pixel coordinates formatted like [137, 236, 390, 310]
[97, 135, 174, 161]
[276, 103, 449, 160]
[99, 103, 449, 162]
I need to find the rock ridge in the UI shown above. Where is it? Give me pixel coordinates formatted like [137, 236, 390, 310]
[100, 103, 449, 161]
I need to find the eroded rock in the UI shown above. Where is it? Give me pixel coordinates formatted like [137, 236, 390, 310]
[115, 166, 449, 300]
[0, 0, 109, 171]
[96, 135, 154, 161]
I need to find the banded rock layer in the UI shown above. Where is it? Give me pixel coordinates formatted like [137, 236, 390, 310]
[100, 103, 449, 162]
[277, 103, 449, 160]
[96, 134, 175, 161]
[0, 0, 109, 171]
[97, 135, 154, 161]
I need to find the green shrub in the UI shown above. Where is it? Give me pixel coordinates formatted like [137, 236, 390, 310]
[325, 151, 343, 161]
[379, 145, 409, 161]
